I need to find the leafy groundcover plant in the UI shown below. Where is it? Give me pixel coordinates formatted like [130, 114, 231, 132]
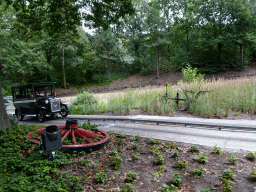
[0, 124, 72, 191]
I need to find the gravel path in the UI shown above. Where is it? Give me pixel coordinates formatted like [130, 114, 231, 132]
[60, 92, 126, 104]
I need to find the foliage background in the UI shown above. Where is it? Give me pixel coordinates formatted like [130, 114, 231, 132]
[1, 0, 256, 95]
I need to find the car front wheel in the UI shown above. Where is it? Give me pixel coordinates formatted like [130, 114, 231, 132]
[50, 113, 58, 120]
[15, 107, 24, 121]
[60, 105, 68, 117]
[37, 109, 46, 122]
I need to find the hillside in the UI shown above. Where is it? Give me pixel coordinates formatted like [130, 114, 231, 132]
[57, 65, 256, 96]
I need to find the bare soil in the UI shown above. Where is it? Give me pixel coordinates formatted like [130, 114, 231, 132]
[56, 65, 256, 96]
[60, 133, 256, 192]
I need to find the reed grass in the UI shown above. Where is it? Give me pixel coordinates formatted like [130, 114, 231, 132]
[69, 76, 256, 118]
[181, 77, 256, 117]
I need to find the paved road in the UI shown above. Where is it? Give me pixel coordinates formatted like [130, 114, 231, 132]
[11, 111, 256, 152]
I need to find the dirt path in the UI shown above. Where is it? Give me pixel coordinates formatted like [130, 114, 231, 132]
[60, 86, 164, 104]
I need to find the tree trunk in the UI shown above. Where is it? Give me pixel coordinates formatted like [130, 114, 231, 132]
[108, 61, 111, 80]
[156, 46, 160, 79]
[187, 32, 189, 53]
[46, 47, 52, 82]
[62, 42, 66, 88]
[218, 43, 223, 62]
[240, 44, 243, 64]
[0, 82, 12, 131]
[253, 49, 256, 63]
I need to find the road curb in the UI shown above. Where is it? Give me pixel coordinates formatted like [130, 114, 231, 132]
[67, 115, 256, 130]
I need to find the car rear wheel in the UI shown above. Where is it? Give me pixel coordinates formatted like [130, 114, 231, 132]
[37, 109, 46, 122]
[15, 107, 24, 121]
[60, 105, 68, 117]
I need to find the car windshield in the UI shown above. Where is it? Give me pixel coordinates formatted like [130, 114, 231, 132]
[34, 85, 53, 97]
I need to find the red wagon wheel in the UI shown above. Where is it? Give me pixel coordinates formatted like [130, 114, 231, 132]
[27, 119, 110, 152]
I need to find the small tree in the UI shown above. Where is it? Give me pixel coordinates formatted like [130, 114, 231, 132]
[182, 63, 204, 83]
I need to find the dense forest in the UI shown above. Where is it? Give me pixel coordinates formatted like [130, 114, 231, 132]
[1, 0, 256, 95]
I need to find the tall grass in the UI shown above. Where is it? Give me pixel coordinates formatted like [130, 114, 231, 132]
[69, 77, 256, 118]
[70, 87, 176, 115]
[180, 77, 256, 117]
[107, 88, 176, 115]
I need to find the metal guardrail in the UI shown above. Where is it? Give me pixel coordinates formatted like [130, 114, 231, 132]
[67, 115, 256, 131]
[4, 96, 13, 106]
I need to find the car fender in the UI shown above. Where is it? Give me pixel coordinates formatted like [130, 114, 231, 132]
[60, 101, 68, 106]
[37, 106, 46, 111]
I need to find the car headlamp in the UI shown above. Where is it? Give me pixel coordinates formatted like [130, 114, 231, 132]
[45, 100, 49, 104]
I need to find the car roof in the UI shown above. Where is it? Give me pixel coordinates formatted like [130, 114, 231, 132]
[11, 82, 56, 89]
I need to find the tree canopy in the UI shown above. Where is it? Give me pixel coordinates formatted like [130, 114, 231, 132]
[2, 0, 134, 39]
[1, 0, 256, 131]
[0, 0, 135, 130]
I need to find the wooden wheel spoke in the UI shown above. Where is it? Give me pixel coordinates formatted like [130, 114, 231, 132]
[71, 130, 77, 145]
[83, 131, 102, 140]
[61, 130, 70, 141]
[61, 130, 68, 136]
[75, 130, 92, 144]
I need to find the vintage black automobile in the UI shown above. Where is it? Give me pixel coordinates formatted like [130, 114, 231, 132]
[12, 82, 68, 122]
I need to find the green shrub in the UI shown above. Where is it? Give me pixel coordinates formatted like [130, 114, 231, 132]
[196, 154, 208, 164]
[213, 145, 223, 155]
[174, 160, 188, 170]
[166, 141, 177, 148]
[117, 132, 127, 138]
[221, 178, 234, 192]
[120, 183, 135, 192]
[126, 172, 138, 182]
[159, 184, 177, 192]
[131, 135, 141, 141]
[151, 146, 161, 154]
[149, 138, 161, 144]
[172, 173, 182, 188]
[153, 165, 165, 178]
[190, 145, 200, 153]
[81, 122, 99, 131]
[71, 91, 97, 105]
[117, 138, 124, 145]
[95, 170, 107, 183]
[93, 161, 100, 168]
[74, 183, 84, 191]
[107, 131, 115, 135]
[182, 63, 204, 83]
[109, 156, 123, 170]
[192, 166, 205, 177]
[155, 153, 166, 165]
[131, 153, 140, 161]
[221, 168, 235, 180]
[246, 151, 256, 161]
[227, 156, 239, 165]
[79, 158, 91, 167]
[132, 143, 139, 150]
[110, 148, 118, 156]
[249, 170, 256, 181]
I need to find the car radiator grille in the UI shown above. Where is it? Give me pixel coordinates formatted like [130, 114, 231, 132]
[51, 100, 61, 112]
